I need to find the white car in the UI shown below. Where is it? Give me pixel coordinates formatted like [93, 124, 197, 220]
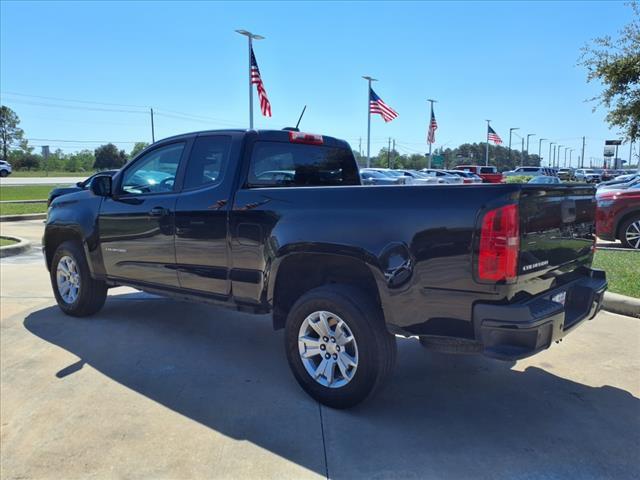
[574, 169, 601, 183]
[502, 166, 549, 177]
[0, 160, 12, 177]
[394, 169, 445, 185]
[420, 168, 463, 184]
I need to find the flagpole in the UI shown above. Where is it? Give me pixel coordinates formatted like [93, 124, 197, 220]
[427, 99, 436, 169]
[485, 119, 491, 166]
[248, 36, 253, 129]
[236, 29, 265, 130]
[362, 76, 377, 168]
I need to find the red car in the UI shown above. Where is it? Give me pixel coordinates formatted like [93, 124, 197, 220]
[596, 183, 640, 249]
[455, 165, 503, 183]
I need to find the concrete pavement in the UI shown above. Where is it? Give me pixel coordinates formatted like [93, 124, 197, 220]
[1, 221, 639, 479]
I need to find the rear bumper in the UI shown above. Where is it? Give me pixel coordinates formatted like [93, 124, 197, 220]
[473, 268, 607, 360]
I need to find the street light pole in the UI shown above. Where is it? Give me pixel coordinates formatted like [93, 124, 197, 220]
[563, 147, 568, 167]
[569, 149, 573, 167]
[236, 29, 265, 130]
[526, 134, 535, 165]
[362, 76, 378, 168]
[508, 127, 519, 164]
[549, 142, 555, 168]
[539, 138, 547, 164]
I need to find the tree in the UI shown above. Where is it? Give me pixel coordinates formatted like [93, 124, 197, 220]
[13, 153, 40, 171]
[94, 143, 127, 170]
[130, 142, 149, 158]
[579, 2, 640, 140]
[0, 106, 25, 161]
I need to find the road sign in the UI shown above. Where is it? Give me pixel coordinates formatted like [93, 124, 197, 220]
[605, 140, 622, 146]
[431, 155, 444, 168]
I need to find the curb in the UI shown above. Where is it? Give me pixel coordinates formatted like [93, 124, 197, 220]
[0, 213, 47, 222]
[602, 291, 640, 318]
[0, 236, 32, 258]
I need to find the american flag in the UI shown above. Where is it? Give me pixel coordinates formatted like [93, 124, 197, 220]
[250, 46, 271, 117]
[369, 88, 398, 122]
[427, 108, 437, 144]
[487, 125, 502, 145]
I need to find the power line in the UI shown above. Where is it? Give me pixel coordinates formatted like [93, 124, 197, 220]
[27, 137, 138, 144]
[1, 91, 149, 109]
[3, 99, 147, 114]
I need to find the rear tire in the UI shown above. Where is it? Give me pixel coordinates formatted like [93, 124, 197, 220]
[0, 170, 7, 177]
[619, 215, 640, 250]
[50, 240, 107, 316]
[284, 284, 397, 409]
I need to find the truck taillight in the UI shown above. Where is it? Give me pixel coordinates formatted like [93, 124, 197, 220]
[289, 131, 323, 145]
[478, 204, 519, 282]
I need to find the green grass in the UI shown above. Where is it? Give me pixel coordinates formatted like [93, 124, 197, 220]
[11, 171, 93, 178]
[0, 237, 18, 247]
[0, 185, 58, 201]
[0, 202, 47, 216]
[593, 250, 640, 298]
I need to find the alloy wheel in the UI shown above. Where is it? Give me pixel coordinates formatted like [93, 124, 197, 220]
[56, 255, 81, 304]
[298, 310, 359, 388]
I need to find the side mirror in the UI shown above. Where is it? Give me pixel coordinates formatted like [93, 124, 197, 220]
[90, 175, 112, 197]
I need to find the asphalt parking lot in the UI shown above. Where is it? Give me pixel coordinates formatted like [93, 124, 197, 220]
[1, 220, 639, 479]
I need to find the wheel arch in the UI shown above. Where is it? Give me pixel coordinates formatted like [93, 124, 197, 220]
[269, 252, 384, 331]
[615, 208, 640, 241]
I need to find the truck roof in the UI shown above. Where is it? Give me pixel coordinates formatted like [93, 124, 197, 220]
[155, 129, 352, 150]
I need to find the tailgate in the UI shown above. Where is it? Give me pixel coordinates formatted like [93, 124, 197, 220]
[518, 185, 596, 276]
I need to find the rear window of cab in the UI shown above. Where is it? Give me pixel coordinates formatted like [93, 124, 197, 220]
[247, 141, 359, 188]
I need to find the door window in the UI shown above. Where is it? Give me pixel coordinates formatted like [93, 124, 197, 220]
[183, 136, 231, 190]
[120, 143, 185, 195]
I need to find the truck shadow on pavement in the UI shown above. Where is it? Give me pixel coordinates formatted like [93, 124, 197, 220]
[24, 293, 640, 479]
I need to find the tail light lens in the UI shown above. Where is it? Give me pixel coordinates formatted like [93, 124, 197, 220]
[478, 204, 519, 282]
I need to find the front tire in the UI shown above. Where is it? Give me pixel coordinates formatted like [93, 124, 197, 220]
[284, 285, 397, 409]
[0, 170, 8, 178]
[620, 215, 640, 250]
[50, 240, 107, 316]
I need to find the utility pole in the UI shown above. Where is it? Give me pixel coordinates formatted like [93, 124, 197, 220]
[508, 127, 519, 164]
[521, 137, 525, 166]
[150, 108, 155, 143]
[387, 137, 392, 168]
[236, 29, 265, 129]
[581, 136, 586, 168]
[362, 76, 378, 168]
[485, 120, 491, 166]
[427, 99, 437, 169]
[539, 138, 547, 165]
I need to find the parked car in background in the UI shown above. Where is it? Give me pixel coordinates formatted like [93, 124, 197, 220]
[599, 169, 618, 182]
[596, 177, 640, 192]
[574, 169, 601, 183]
[503, 166, 549, 177]
[0, 160, 12, 177]
[394, 169, 444, 185]
[360, 169, 403, 185]
[454, 165, 503, 183]
[367, 168, 409, 184]
[557, 168, 574, 181]
[597, 173, 639, 189]
[445, 170, 483, 184]
[528, 176, 562, 184]
[419, 168, 463, 184]
[596, 183, 640, 249]
[47, 170, 119, 206]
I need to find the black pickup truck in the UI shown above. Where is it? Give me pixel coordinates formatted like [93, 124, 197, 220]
[44, 129, 607, 408]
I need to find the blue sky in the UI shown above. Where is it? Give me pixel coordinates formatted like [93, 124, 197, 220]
[0, 1, 634, 166]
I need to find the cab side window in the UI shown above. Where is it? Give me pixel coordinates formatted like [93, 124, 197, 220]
[121, 143, 185, 195]
[183, 136, 232, 190]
